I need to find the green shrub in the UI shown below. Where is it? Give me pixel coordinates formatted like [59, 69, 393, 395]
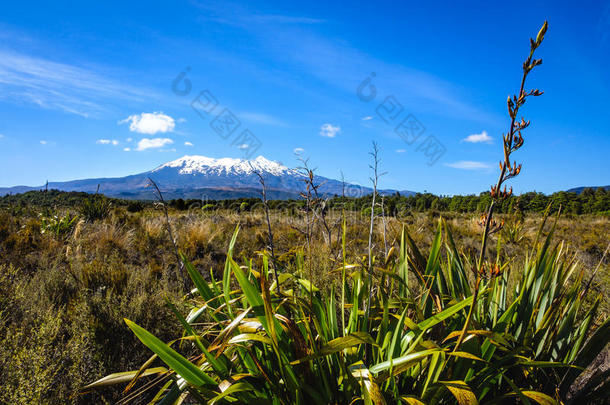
[81, 195, 111, 222]
[126, 200, 145, 213]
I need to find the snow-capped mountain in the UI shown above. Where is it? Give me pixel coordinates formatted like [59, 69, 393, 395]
[154, 155, 292, 177]
[0, 155, 415, 200]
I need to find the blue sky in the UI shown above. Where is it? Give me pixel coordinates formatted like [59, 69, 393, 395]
[0, 0, 608, 195]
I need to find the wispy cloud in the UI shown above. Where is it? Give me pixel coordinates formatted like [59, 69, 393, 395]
[240, 111, 288, 127]
[293, 147, 305, 155]
[195, 2, 324, 27]
[184, 141, 194, 146]
[249, 14, 325, 25]
[39, 140, 48, 145]
[120, 112, 176, 135]
[319, 123, 340, 138]
[135, 137, 174, 151]
[210, 12, 500, 125]
[445, 161, 491, 170]
[362, 116, 373, 121]
[396, 149, 406, 153]
[0, 49, 154, 117]
[96, 139, 119, 146]
[462, 130, 492, 144]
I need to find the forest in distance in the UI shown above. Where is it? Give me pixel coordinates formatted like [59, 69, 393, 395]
[2, 186, 610, 215]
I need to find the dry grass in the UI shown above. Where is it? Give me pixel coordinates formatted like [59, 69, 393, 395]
[0, 204, 608, 403]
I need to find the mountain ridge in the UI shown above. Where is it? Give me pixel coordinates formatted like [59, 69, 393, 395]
[0, 155, 415, 200]
[566, 185, 610, 194]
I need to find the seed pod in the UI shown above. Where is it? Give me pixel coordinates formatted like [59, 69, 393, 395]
[507, 96, 515, 118]
[536, 21, 548, 45]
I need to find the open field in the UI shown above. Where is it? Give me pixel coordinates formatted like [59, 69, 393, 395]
[0, 191, 608, 403]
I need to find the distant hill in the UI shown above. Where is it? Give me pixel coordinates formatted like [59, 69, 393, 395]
[0, 155, 416, 200]
[566, 186, 610, 194]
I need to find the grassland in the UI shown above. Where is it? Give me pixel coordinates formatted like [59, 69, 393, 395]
[0, 191, 608, 404]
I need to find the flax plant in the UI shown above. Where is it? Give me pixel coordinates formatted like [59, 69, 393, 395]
[455, 21, 548, 351]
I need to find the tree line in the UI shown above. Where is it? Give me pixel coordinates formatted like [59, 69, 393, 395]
[2, 187, 609, 216]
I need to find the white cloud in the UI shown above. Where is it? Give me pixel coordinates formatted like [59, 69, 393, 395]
[319, 123, 340, 138]
[40, 140, 47, 145]
[462, 130, 492, 144]
[396, 149, 406, 153]
[184, 141, 193, 146]
[362, 116, 373, 121]
[445, 161, 491, 170]
[237, 143, 249, 150]
[136, 137, 174, 151]
[119, 112, 176, 135]
[293, 147, 305, 154]
[126, 137, 133, 142]
[96, 139, 119, 146]
[123, 147, 131, 152]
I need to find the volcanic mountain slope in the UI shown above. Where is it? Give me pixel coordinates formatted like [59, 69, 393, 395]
[0, 155, 415, 200]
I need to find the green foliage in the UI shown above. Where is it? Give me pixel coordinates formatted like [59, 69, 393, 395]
[162, 188, 610, 217]
[39, 212, 79, 238]
[80, 194, 111, 222]
[2, 187, 609, 219]
[326, 188, 610, 216]
[501, 219, 524, 244]
[126, 200, 145, 213]
[0, 189, 98, 209]
[90, 222, 609, 403]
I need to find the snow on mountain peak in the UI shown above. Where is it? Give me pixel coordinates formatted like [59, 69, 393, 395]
[153, 155, 291, 176]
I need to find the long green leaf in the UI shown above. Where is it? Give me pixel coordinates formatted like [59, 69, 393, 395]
[291, 332, 377, 365]
[437, 380, 479, 405]
[82, 367, 167, 390]
[124, 319, 217, 387]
